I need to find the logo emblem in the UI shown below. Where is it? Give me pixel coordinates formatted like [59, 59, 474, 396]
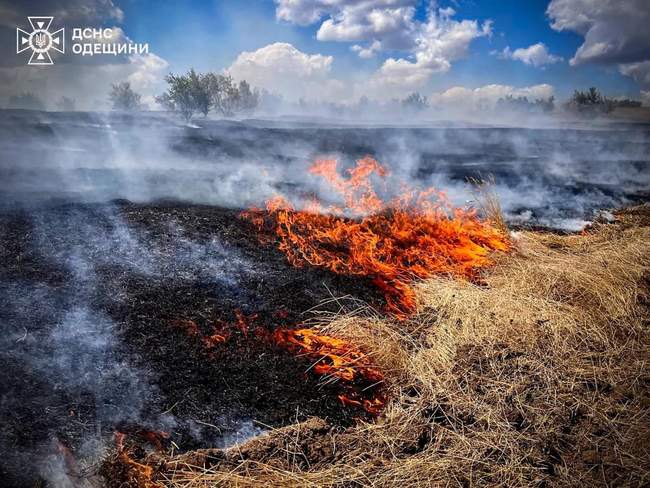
[17, 17, 64, 65]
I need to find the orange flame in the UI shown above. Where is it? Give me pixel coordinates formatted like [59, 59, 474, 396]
[171, 313, 385, 415]
[243, 156, 509, 317]
[273, 328, 385, 414]
[114, 432, 161, 487]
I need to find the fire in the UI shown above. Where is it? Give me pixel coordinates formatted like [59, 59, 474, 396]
[273, 328, 385, 414]
[172, 318, 233, 357]
[243, 156, 510, 317]
[273, 328, 383, 383]
[171, 312, 385, 415]
[113, 431, 161, 488]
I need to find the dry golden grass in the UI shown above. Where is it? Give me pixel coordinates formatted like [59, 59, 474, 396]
[106, 205, 650, 487]
[469, 176, 508, 234]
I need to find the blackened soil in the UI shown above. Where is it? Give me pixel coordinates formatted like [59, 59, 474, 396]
[0, 200, 384, 487]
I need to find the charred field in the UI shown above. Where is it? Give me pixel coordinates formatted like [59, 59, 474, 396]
[0, 200, 389, 486]
[0, 110, 649, 487]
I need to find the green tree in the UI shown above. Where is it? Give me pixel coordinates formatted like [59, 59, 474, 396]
[158, 69, 259, 121]
[202, 73, 237, 116]
[234, 80, 259, 114]
[156, 70, 204, 122]
[109, 82, 142, 111]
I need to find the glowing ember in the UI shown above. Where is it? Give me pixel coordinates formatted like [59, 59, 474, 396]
[114, 432, 161, 488]
[273, 328, 385, 414]
[171, 313, 385, 415]
[273, 328, 383, 383]
[243, 156, 510, 317]
[172, 319, 228, 356]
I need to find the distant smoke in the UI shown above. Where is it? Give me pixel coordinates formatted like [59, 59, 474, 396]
[1, 111, 648, 230]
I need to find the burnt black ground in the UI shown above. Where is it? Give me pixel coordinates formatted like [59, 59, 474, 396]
[1, 110, 649, 486]
[0, 200, 383, 487]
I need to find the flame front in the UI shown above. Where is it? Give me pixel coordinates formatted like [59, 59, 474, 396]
[113, 432, 161, 487]
[273, 327, 385, 415]
[244, 156, 510, 317]
[171, 313, 385, 415]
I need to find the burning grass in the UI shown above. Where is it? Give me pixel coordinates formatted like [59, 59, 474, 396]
[243, 157, 510, 317]
[104, 205, 650, 487]
[171, 313, 386, 416]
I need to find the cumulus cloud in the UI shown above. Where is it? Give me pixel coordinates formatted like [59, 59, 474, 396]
[498, 43, 563, 67]
[619, 61, 650, 89]
[276, 2, 491, 96]
[547, 0, 650, 66]
[367, 8, 492, 97]
[430, 83, 555, 109]
[226, 42, 346, 102]
[351, 40, 381, 59]
[316, 3, 416, 49]
[275, 0, 417, 49]
[275, 0, 334, 26]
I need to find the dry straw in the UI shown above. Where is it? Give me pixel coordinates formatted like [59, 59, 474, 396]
[106, 205, 650, 487]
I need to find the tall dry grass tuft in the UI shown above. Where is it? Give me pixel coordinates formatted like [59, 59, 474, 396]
[104, 206, 650, 487]
[469, 176, 508, 234]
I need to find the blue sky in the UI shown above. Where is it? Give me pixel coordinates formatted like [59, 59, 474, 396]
[112, 0, 643, 100]
[3, 0, 648, 109]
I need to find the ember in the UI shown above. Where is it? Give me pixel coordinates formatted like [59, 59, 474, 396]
[273, 327, 386, 414]
[112, 432, 161, 488]
[243, 157, 510, 317]
[171, 313, 385, 415]
[272, 328, 383, 383]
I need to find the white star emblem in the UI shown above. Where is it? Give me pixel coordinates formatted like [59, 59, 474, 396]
[16, 17, 65, 65]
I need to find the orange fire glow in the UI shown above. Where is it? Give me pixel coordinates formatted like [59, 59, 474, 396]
[243, 156, 509, 317]
[171, 312, 385, 415]
[114, 432, 161, 487]
[273, 327, 385, 414]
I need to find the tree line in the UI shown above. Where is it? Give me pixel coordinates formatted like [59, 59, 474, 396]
[4, 84, 644, 118]
[567, 87, 641, 114]
[155, 69, 259, 122]
[105, 69, 260, 121]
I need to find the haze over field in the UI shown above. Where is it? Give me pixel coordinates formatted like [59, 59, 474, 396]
[0, 2, 649, 488]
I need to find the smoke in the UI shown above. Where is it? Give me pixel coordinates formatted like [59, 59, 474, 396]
[0, 108, 648, 485]
[0, 197, 263, 486]
[1, 110, 648, 230]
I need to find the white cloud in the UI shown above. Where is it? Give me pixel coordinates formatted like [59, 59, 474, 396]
[276, 1, 491, 96]
[226, 42, 346, 102]
[547, 0, 650, 66]
[274, 0, 334, 26]
[430, 83, 555, 109]
[351, 40, 382, 59]
[125, 53, 169, 107]
[498, 43, 563, 67]
[366, 9, 492, 97]
[316, 4, 416, 49]
[619, 61, 650, 89]
[276, 0, 417, 49]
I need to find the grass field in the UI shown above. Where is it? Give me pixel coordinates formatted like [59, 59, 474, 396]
[105, 205, 650, 487]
